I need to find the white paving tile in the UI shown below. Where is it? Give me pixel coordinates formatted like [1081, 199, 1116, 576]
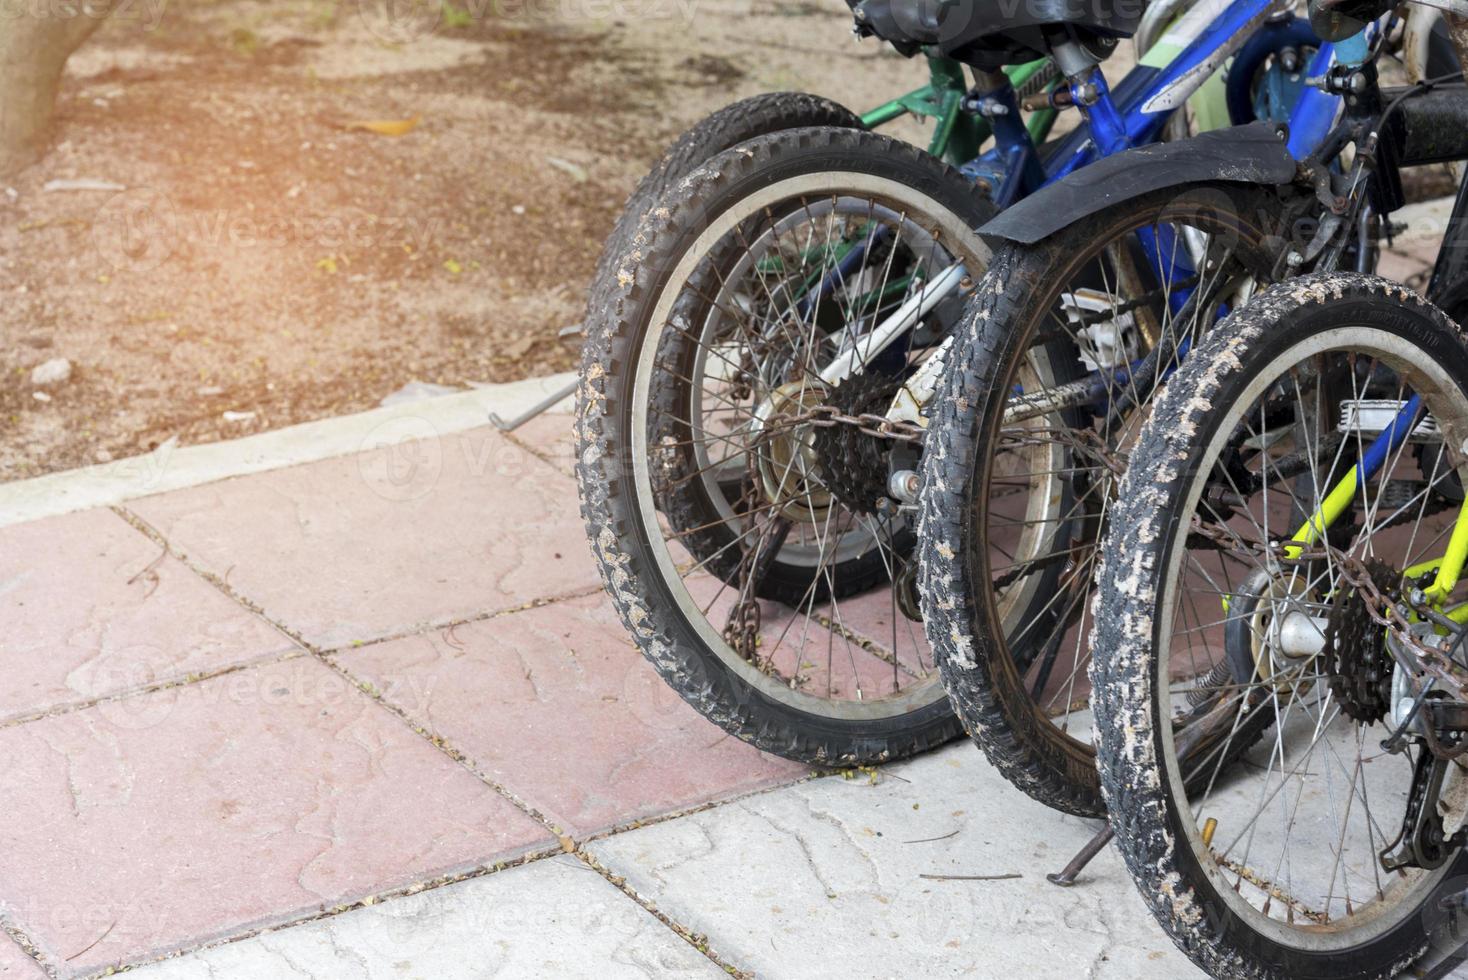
[125, 855, 722, 980]
[588, 742, 1198, 979]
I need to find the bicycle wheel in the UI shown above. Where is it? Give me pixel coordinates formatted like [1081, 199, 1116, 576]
[578, 127, 993, 764]
[1093, 273, 1468, 979]
[920, 183, 1290, 815]
[585, 93, 864, 321]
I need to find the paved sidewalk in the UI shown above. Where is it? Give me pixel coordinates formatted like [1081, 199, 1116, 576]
[0, 386, 1454, 979]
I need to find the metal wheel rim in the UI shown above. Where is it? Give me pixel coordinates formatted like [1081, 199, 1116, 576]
[1152, 325, 1468, 949]
[631, 169, 988, 719]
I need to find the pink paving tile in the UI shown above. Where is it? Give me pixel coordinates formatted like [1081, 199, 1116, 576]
[0, 657, 548, 976]
[0, 935, 43, 980]
[685, 575, 931, 704]
[0, 509, 295, 723]
[833, 587, 935, 677]
[339, 592, 807, 836]
[129, 425, 601, 650]
[505, 412, 575, 478]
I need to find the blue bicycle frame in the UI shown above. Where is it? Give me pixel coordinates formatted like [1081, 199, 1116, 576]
[962, 0, 1342, 211]
[954, 1, 1368, 421]
[808, 0, 1361, 400]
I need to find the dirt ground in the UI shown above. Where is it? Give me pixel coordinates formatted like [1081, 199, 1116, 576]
[0, 3, 1454, 482]
[1, 0, 936, 480]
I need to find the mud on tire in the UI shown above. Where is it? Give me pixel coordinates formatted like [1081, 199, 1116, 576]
[578, 126, 995, 765]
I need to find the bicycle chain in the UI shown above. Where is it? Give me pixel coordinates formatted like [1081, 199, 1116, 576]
[788, 407, 1468, 704]
[777, 406, 927, 444]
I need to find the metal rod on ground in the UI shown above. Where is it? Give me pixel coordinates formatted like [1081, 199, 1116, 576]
[1046, 824, 1114, 887]
[1045, 701, 1226, 887]
[488, 377, 579, 432]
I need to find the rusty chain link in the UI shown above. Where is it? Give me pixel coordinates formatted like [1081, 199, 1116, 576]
[771, 406, 927, 444]
[770, 387, 1468, 709]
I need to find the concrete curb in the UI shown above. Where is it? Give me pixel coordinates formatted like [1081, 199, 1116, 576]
[0, 372, 576, 528]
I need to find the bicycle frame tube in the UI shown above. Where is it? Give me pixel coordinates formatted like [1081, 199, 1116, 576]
[1428, 506, 1468, 601]
[985, 82, 1049, 208]
[1280, 21, 1380, 161]
[1285, 395, 1425, 557]
[859, 54, 969, 129]
[1042, 0, 1319, 181]
[1401, 518, 1468, 609]
[1286, 42, 1345, 159]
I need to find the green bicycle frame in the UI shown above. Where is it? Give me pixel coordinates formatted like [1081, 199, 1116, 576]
[1405, 511, 1468, 611]
[860, 55, 1057, 167]
[1303, 498, 1468, 623]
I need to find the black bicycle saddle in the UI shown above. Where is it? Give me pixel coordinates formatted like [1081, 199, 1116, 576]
[852, 0, 1145, 67]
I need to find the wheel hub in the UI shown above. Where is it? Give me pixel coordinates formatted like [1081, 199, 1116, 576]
[1229, 568, 1320, 697]
[750, 378, 832, 523]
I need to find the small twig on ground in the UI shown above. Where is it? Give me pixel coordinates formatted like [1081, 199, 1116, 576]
[919, 873, 1022, 882]
[902, 829, 959, 844]
[127, 540, 169, 598]
[66, 920, 116, 961]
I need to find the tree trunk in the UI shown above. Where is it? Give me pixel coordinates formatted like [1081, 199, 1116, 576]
[0, 15, 104, 175]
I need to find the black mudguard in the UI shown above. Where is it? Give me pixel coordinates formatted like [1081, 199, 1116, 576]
[979, 122, 1298, 247]
[1392, 86, 1468, 168]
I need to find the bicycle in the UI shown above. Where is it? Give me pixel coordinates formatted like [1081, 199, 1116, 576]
[1089, 275, 1468, 977]
[575, 0, 1345, 766]
[913, 0, 1468, 815]
[1083, 3, 1468, 975]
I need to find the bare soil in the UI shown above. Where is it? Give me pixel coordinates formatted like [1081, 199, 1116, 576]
[1, 0, 930, 480]
[1, 3, 1454, 482]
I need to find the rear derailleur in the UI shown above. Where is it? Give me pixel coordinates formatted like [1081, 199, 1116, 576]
[1382, 743, 1468, 872]
[1380, 628, 1468, 873]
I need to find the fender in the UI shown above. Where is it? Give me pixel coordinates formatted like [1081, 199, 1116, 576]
[979, 122, 1297, 247]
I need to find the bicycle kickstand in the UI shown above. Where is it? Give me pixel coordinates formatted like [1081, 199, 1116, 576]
[487, 322, 584, 432]
[1046, 824, 1114, 887]
[488, 377, 579, 432]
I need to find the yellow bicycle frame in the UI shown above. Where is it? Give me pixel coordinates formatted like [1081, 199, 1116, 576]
[1284, 392, 1468, 615]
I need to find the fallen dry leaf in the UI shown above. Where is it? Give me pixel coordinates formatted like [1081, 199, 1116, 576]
[343, 115, 421, 137]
